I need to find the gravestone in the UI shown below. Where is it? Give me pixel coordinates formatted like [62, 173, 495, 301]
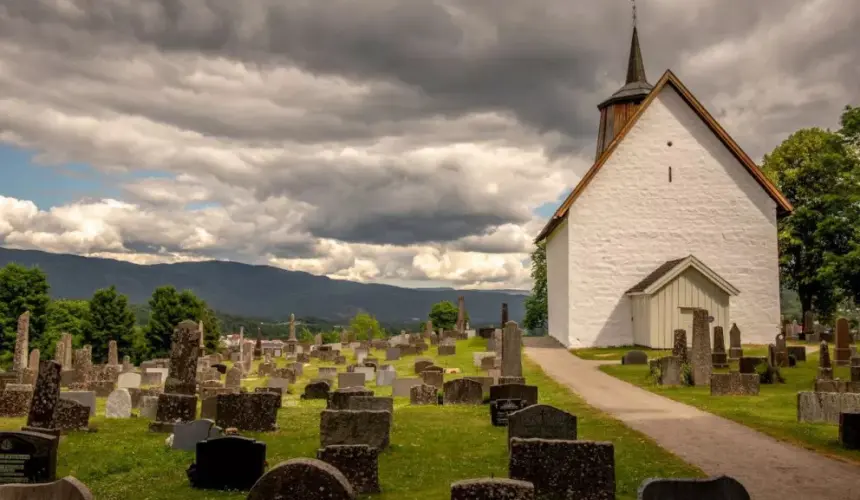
[818, 341, 834, 380]
[0, 431, 58, 485]
[438, 345, 456, 356]
[354, 366, 375, 383]
[451, 478, 534, 500]
[385, 348, 400, 361]
[728, 324, 744, 360]
[656, 356, 682, 386]
[690, 309, 712, 386]
[172, 419, 223, 452]
[164, 320, 200, 395]
[637, 476, 751, 500]
[189, 436, 266, 491]
[139, 396, 159, 419]
[246, 458, 356, 500]
[54, 399, 90, 431]
[414, 360, 433, 374]
[0, 476, 93, 500]
[267, 377, 290, 391]
[489, 384, 538, 406]
[392, 378, 422, 398]
[738, 357, 767, 374]
[840, 411, 860, 450]
[501, 321, 523, 377]
[672, 329, 687, 363]
[774, 333, 789, 367]
[376, 368, 396, 387]
[797, 392, 860, 423]
[60, 391, 96, 416]
[117, 372, 141, 389]
[317, 445, 380, 494]
[710, 373, 760, 396]
[328, 388, 374, 410]
[347, 396, 394, 421]
[105, 389, 132, 418]
[0, 385, 32, 417]
[509, 438, 614, 500]
[421, 370, 443, 388]
[318, 367, 338, 380]
[787, 346, 806, 363]
[216, 393, 279, 432]
[13, 312, 29, 373]
[410, 384, 437, 405]
[443, 379, 483, 405]
[338, 372, 365, 389]
[319, 410, 391, 449]
[835, 317, 852, 366]
[712, 326, 728, 368]
[302, 380, 331, 400]
[508, 404, 577, 445]
[621, 351, 648, 365]
[491, 399, 528, 427]
[24, 361, 61, 434]
[151, 393, 197, 432]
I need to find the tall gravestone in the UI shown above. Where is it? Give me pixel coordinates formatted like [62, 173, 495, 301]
[424, 320, 433, 338]
[108, 341, 119, 366]
[711, 327, 728, 368]
[13, 311, 30, 373]
[151, 320, 200, 432]
[835, 317, 852, 366]
[672, 330, 687, 363]
[54, 341, 65, 368]
[501, 321, 523, 378]
[501, 303, 509, 328]
[728, 323, 743, 360]
[803, 310, 814, 336]
[62, 333, 73, 368]
[199, 320, 205, 351]
[818, 341, 833, 380]
[23, 361, 62, 435]
[456, 296, 466, 333]
[254, 328, 263, 359]
[690, 310, 712, 386]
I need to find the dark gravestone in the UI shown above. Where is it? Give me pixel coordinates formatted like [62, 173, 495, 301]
[712, 326, 728, 368]
[672, 329, 687, 363]
[489, 384, 538, 406]
[840, 411, 860, 450]
[637, 476, 751, 500]
[150, 394, 197, 432]
[347, 396, 394, 418]
[215, 393, 279, 432]
[738, 357, 767, 374]
[319, 410, 391, 450]
[24, 361, 62, 434]
[691, 309, 712, 386]
[728, 323, 744, 360]
[212, 363, 227, 375]
[165, 320, 201, 395]
[451, 478, 535, 500]
[317, 444, 380, 494]
[328, 388, 374, 410]
[301, 380, 332, 400]
[787, 346, 806, 363]
[507, 404, 577, 446]
[443, 379, 484, 405]
[54, 399, 90, 431]
[0, 431, 59, 485]
[247, 458, 356, 500]
[491, 399, 528, 427]
[189, 436, 266, 491]
[410, 384, 437, 405]
[621, 351, 648, 365]
[509, 438, 614, 500]
[477, 328, 495, 339]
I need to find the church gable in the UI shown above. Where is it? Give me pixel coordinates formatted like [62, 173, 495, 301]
[535, 70, 792, 243]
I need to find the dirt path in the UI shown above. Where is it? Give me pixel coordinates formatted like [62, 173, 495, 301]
[524, 337, 860, 500]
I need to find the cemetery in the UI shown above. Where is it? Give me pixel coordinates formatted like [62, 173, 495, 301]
[0, 306, 717, 500]
[594, 311, 860, 463]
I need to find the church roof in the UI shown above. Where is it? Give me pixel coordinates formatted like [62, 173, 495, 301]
[535, 70, 794, 243]
[625, 255, 740, 296]
[599, 26, 653, 109]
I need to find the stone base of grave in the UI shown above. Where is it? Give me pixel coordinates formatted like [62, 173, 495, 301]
[728, 347, 743, 360]
[149, 393, 198, 432]
[21, 426, 61, 437]
[711, 353, 728, 368]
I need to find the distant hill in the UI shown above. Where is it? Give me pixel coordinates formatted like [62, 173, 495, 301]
[0, 247, 525, 326]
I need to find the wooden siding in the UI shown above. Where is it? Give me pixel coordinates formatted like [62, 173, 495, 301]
[631, 295, 650, 346]
[595, 101, 641, 160]
[645, 267, 730, 348]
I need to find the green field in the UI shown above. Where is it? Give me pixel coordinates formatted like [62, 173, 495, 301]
[1, 338, 702, 499]
[601, 346, 860, 464]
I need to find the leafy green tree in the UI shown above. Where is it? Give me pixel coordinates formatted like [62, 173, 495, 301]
[349, 312, 382, 341]
[524, 241, 548, 332]
[144, 286, 206, 359]
[428, 301, 458, 330]
[841, 105, 860, 148]
[200, 306, 221, 353]
[762, 124, 860, 322]
[0, 263, 50, 367]
[41, 299, 89, 358]
[85, 286, 136, 363]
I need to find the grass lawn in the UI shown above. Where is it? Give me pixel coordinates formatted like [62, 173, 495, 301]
[1, 337, 702, 499]
[571, 346, 671, 361]
[601, 347, 860, 465]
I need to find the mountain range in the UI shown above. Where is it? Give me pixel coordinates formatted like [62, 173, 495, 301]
[0, 247, 526, 326]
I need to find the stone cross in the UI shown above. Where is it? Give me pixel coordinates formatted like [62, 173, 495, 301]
[164, 320, 202, 395]
[289, 313, 297, 341]
[501, 321, 523, 377]
[25, 360, 62, 432]
[501, 303, 509, 327]
[13, 311, 30, 371]
[108, 340, 119, 366]
[690, 309, 712, 386]
[456, 296, 466, 333]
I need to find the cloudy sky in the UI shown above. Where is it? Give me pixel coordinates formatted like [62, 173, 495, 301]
[0, 1, 857, 290]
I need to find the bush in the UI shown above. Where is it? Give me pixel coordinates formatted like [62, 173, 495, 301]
[755, 361, 785, 384]
[680, 363, 694, 386]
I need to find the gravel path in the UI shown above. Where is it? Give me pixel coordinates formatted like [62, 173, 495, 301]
[523, 337, 860, 500]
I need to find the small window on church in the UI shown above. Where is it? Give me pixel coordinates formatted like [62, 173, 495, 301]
[668, 166, 672, 183]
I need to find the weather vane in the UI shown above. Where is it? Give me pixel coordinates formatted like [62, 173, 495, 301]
[631, 0, 638, 28]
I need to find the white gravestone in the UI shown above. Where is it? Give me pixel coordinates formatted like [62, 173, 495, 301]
[105, 388, 132, 418]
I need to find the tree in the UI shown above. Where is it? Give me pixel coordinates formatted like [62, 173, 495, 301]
[349, 312, 382, 341]
[200, 306, 222, 353]
[41, 299, 90, 358]
[144, 286, 206, 359]
[428, 301, 458, 330]
[0, 263, 50, 367]
[524, 241, 548, 331]
[762, 123, 860, 322]
[85, 286, 136, 363]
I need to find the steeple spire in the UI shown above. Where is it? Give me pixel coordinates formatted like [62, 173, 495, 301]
[625, 26, 648, 85]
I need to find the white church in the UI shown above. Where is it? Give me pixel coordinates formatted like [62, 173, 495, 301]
[536, 26, 793, 348]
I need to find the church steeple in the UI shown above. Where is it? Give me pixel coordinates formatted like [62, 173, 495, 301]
[595, 14, 654, 160]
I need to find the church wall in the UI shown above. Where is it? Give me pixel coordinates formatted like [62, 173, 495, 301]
[563, 84, 780, 347]
[545, 218, 570, 346]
